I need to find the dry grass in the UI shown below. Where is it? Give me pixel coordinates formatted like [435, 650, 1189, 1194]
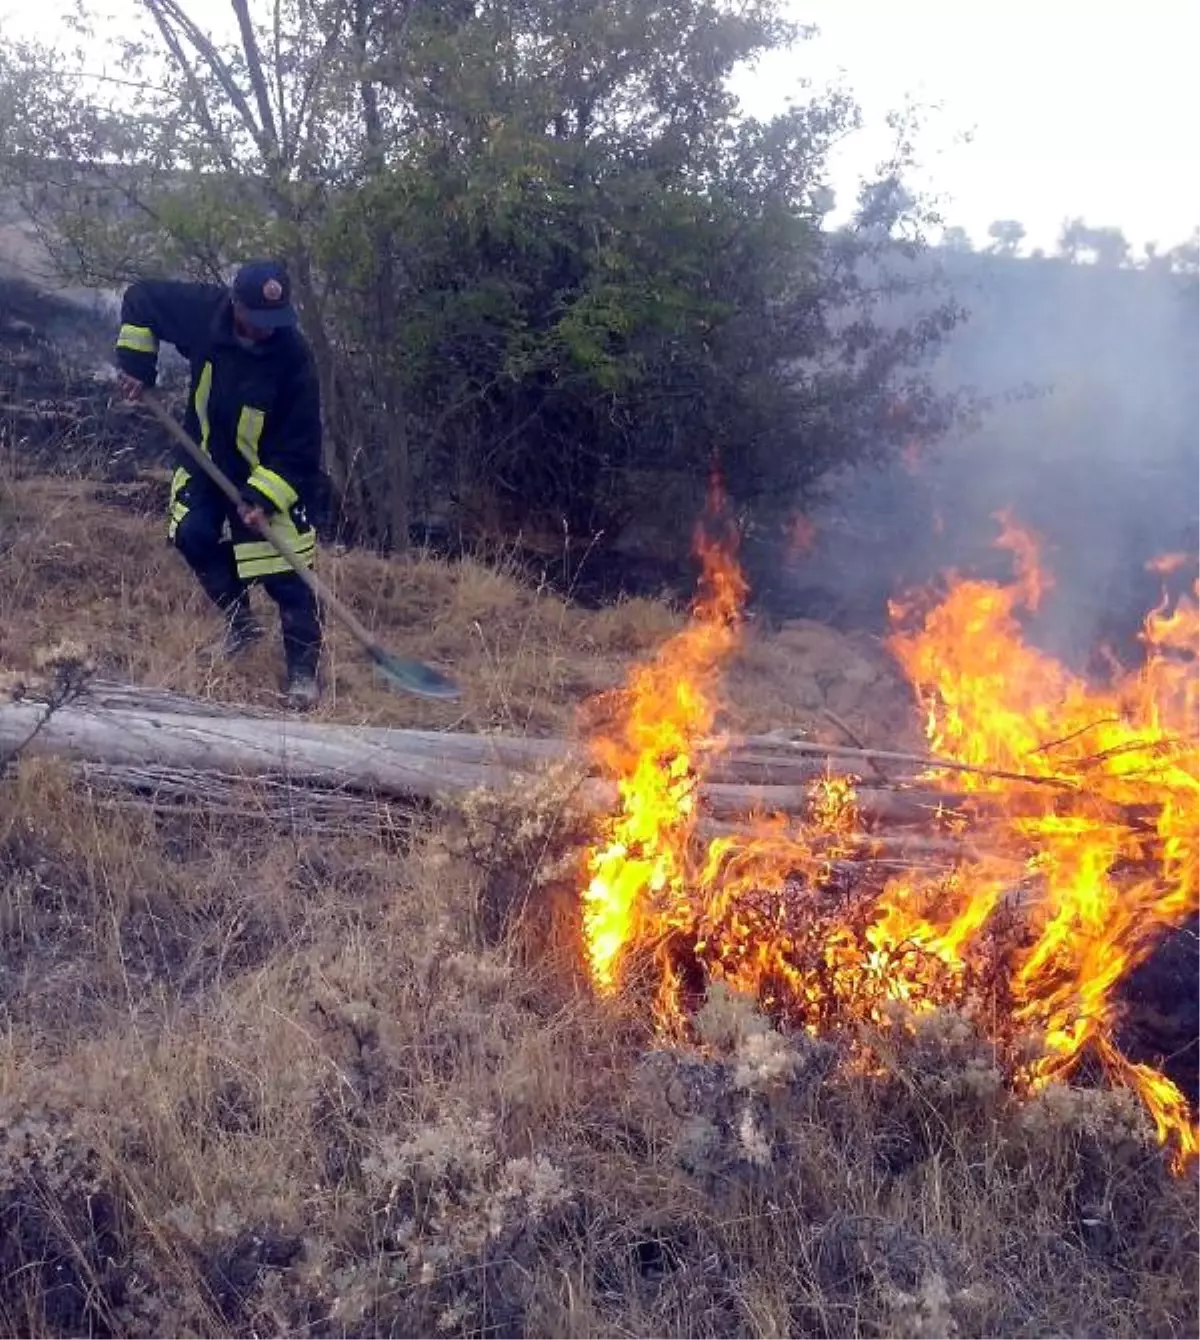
[1, 473, 1196, 1338]
[0, 475, 913, 744]
[0, 767, 1195, 1339]
[0, 476, 651, 736]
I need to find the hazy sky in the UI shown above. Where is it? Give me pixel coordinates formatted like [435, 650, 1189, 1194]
[3, 0, 1197, 254]
[737, 0, 1199, 252]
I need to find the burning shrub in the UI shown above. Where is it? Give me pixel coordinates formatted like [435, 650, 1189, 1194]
[579, 503, 1199, 1173]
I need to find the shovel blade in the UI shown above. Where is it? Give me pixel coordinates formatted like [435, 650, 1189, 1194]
[370, 647, 462, 700]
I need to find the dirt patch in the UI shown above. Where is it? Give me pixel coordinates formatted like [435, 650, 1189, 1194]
[728, 617, 921, 749]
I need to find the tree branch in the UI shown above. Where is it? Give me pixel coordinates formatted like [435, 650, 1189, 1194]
[142, 0, 272, 166]
[271, 0, 288, 157]
[231, 0, 281, 157]
[140, 0, 237, 170]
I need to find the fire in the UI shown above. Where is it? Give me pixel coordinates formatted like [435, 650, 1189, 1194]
[886, 521, 1198, 1165]
[579, 505, 1199, 1171]
[581, 499, 746, 994]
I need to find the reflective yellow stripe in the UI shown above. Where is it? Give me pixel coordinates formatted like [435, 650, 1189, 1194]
[234, 507, 315, 578]
[237, 405, 266, 468]
[247, 466, 297, 512]
[195, 362, 213, 452]
[235, 536, 315, 562]
[117, 323, 158, 354]
[237, 554, 315, 579]
[233, 538, 275, 560]
[235, 536, 316, 579]
[167, 466, 190, 539]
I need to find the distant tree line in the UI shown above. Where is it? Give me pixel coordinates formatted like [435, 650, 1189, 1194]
[943, 218, 1199, 271]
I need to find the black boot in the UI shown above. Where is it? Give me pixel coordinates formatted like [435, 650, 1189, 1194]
[284, 664, 320, 711]
[263, 573, 323, 710]
[283, 633, 321, 710]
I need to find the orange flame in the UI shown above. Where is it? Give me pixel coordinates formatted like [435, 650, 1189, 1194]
[581, 501, 746, 994]
[579, 507, 1199, 1172]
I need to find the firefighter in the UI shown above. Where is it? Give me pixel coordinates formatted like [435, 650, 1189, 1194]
[114, 260, 324, 709]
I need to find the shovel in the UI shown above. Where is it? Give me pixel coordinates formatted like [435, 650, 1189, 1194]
[140, 390, 462, 701]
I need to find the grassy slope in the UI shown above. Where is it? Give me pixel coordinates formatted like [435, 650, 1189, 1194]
[0, 477, 1196, 1339]
[0, 476, 917, 741]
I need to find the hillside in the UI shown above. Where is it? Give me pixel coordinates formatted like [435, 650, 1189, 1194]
[0, 477, 917, 742]
[2, 475, 1198, 1339]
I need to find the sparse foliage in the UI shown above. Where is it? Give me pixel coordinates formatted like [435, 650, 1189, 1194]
[940, 224, 973, 252]
[1057, 216, 1132, 267]
[986, 218, 1026, 257]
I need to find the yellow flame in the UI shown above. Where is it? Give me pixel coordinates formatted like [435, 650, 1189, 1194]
[579, 508, 1199, 1172]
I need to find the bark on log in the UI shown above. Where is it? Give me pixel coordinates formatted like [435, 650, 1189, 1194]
[0, 683, 1013, 830]
[1, 691, 972, 822]
[0, 697, 520, 798]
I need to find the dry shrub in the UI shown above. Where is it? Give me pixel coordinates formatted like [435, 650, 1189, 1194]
[0, 1108, 130, 1338]
[620, 988, 1197, 1339]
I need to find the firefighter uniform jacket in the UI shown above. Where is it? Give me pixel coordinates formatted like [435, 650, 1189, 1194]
[115, 279, 322, 520]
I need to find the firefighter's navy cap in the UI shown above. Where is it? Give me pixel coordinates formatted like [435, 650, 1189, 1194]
[232, 259, 297, 329]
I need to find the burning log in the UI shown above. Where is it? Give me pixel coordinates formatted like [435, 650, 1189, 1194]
[698, 780, 964, 825]
[724, 732, 1081, 789]
[0, 681, 1168, 842]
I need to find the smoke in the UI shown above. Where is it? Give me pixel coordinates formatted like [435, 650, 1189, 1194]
[786, 251, 1200, 668]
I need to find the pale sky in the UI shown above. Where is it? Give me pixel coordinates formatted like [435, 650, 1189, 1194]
[740, 1, 1200, 252]
[3, 0, 1197, 254]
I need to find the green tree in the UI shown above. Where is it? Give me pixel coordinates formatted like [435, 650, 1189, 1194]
[986, 219, 1026, 256]
[1056, 217, 1131, 267]
[0, 0, 960, 559]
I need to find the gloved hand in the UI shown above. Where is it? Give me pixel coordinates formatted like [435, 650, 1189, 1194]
[239, 488, 273, 531]
[116, 370, 150, 402]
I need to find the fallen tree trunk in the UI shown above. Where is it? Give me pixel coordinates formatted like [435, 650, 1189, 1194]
[0, 695, 521, 798]
[2, 686, 1087, 841]
[0, 682, 1048, 831]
